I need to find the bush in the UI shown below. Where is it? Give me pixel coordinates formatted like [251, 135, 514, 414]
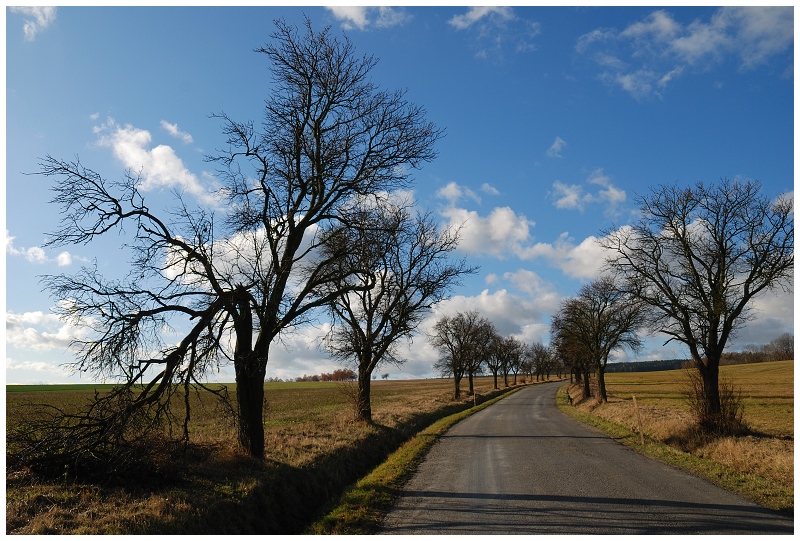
[684, 368, 747, 437]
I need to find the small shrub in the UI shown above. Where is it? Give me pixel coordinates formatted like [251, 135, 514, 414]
[684, 368, 747, 437]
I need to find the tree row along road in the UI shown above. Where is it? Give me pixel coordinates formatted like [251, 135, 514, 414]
[380, 382, 793, 534]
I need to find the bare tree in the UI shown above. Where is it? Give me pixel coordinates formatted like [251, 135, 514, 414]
[550, 276, 645, 402]
[320, 198, 473, 423]
[486, 333, 523, 389]
[551, 324, 593, 399]
[764, 333, 793, 362]
[430, 311, 492, 400]
[602, 179, 793, 426]
[527, 342, 552, 382]
[31, 18, 442, 461]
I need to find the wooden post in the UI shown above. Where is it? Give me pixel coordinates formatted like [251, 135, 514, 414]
[632, 395, 645, 445]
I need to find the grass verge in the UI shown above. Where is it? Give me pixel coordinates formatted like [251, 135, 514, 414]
[307, 385, 526, 534]
[555, 384, 793, 514]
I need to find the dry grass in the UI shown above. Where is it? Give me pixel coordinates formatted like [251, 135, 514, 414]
[565, 360, 793, 500]
[7, 376, 521, 534]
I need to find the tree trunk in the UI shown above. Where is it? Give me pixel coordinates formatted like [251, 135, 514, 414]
[467, 372, 474, 395]
[697, 354, 722, 417]
[582, 370, 591, 399]
[235, 361, 266, 459]
[233, 290, 266, 459]
[357, 366, 373, 423]
[597, 366, 607, 403]
[492, 370, 498, 389]
[453, 374, 462, 400]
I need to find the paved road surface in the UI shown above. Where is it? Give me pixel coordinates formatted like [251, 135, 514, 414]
[381, 382, 793, 534]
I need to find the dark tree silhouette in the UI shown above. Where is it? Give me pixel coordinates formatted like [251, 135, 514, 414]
[430, 311, 493, 399]
[550, 276, 645, 402]
[602, 179, 793, 427]
[320, 197, 473, 422]
[29, 17, 442, 461]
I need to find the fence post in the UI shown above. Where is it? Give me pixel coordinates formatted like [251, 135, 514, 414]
[632, 395, 645, 445]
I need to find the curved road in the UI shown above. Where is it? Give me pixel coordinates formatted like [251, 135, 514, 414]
[381, 382, 793, 534]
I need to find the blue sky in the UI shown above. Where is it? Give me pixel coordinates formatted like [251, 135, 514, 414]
[5, 6, 795, 384]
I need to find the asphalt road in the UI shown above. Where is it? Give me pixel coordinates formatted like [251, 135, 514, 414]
[380, 382, 793, 534]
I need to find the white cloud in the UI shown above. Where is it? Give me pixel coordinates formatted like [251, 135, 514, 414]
[719, 7, 794, 69]
[552, 181, 584, 210]
[441, 205, 534, 258]
[620, 9, 681, 43]
[326, 7, 410, 31]
[575, 27, 616, 53]
[10, 6, 56, 41]
[579, 7, 793, 99]
[436, 181, 481, 204]
[520, 232, 607, 280]
[546, 136, 567, 158]
[551, 169, 626, 214]
[94, 118, 219, 205]
[481, 183, 500, 196]
[160, 120, 193, 144]
[427, 284, 556, 341]
[448, 7, 514, 30]
[6, 230, 79, 267]
[6, 309, 86, 352]
[448, 7, 539, 60]
[729, 286, 795, 347]
[6, 357, 75, 381]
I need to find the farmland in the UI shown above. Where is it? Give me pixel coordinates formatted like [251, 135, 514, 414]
[7, 362, 794, 533]
[560, 360, 793, 511]
[6, 376, 522, 534]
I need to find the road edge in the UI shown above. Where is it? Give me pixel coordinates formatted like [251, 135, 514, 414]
[306, 383, 549, 534]
[554, 383, 793, 515]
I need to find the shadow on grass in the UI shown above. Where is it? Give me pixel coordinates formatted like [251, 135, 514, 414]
[8, 386, 522, 534]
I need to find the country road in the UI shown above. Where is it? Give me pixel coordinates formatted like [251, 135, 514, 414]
[380, 382, 793, 534]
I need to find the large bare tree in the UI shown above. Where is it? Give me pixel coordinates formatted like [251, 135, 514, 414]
[32, 18, 442, 461]
[319, 197, 473, 423]
[601, 179, 793, 426]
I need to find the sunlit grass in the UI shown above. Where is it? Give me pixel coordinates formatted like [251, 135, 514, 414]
[6, 376, 522, 534]
[559, 360, 793, 512]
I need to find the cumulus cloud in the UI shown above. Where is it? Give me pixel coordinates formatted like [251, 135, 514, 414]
[160, 120, 193, 144]
[728, 286, 795, 347]
[520, 232, 608, 280]
[481, 183, 500, 196]
[10, 6, 56, 41]
[551, 169, 626, 214]
[94, 117, 219, 205]
[6, 309, 86, 352]
[441, 205, 534, 258]
[578, 7, 793, 99]
[326, 7, 410, 31]
[6, 230, 78, 267]
[436, 181, 481, 205]
[546, 136, 567, 158]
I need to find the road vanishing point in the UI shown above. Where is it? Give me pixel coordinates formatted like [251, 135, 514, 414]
[380, 381, 793, 535]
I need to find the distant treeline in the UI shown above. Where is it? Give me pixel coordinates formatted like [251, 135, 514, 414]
[605, 359, 687, 373]
[293, 369, 357, 382]
[607, 333, 793, 373]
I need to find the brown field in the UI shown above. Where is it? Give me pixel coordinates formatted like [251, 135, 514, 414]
[6, 376, 527, 534]
[564, 360, 793, 508]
